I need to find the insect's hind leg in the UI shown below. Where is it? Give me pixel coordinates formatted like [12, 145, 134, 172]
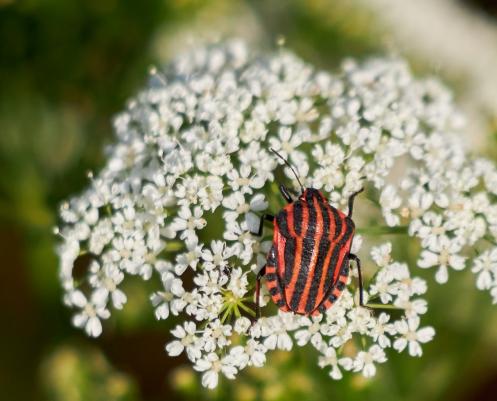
[348, 253, 367, 307]
[255, 265, 266, 319]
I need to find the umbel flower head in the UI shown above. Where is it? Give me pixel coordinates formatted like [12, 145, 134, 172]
[57, 39, 497, 388]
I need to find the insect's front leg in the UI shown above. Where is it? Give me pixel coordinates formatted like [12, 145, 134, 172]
[348, 253, 367, 307]
[251, 214, 275, 237]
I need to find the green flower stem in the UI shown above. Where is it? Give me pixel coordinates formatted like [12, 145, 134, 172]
[366, 303, 405, 310]
[164, 241, 184, 252]
[237, 301, 256, 317]
[356, 225, 409, 236]
[361, 335, 367, 350]
[221, 292, 256, 322]
[105, 204, 112, 216]
[233, 304, 241, 318]
[483, 235, 497, 246]
[221, 303, 234, 323]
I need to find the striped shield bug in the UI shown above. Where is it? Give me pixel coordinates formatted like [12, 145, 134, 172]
[254, 148, 365, 318]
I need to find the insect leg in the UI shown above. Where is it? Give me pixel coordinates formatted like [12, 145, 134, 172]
[255, 265, 266, 319]
[251, 214, 275, 237]
[348, 253, 366, 307]
[347, 188, 364, 218]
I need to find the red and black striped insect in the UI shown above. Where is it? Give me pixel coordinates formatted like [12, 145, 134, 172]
[254, 149, 365, 317]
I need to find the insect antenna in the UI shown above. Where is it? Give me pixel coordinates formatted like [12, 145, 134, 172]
[269, 148, 304, 193]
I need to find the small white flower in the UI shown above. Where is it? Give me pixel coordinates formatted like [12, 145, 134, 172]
[175, 175, 204, 207]
[325, 318, 353, 349]
[222, 192, 268, 227]
[347, 306, 374, 335]
[370, 313, 394, 348]
[472, 248, 497, 290]
[234, 317, 252, 334]
[88, 219, 113, 254]
[418, 236, 466, 283]
[394, 298, 428, 319]
[311, 143, 345, 191]
[150, 272, 185, 320]
[201, 240, 233, 272]
[294, 314, 327, 348]
[227, 165, 265, 195]
[69, 290, 110, 337]
[166, 321, 202, 361]
[410, 212, 448, 249]
[169, 206, 207, 242]
[194, 269, 227, 296]
[89, 262, 127, 309]
[107, 236, 143, 276]
[194, 293, 224, 322]
[393, 317, 435, 357]
[268, 126, 302, 160]
[194, 353, 238, 389]
[371, 243, 392, 268]
[203, 319, 232, 352]
[198, 175, 225, 212]
[380, 185, 402, 226]
[227, 267, 249, 298]
[175, 238, 203, 275]
[352, 345, 387, 378]
[230, 339, 267, 369]
[404, 190, 434, 220]
[261, 313, 296, 351]
[318, 346, 344, 380]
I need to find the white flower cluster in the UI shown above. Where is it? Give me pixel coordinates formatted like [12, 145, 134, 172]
[56, 40, 497, 388]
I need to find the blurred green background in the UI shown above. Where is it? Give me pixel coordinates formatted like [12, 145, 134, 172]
[2, 1, 497, 400]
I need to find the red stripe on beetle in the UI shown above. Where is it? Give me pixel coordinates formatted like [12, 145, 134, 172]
[297, 196, 323, 312]
[285, 205, 309, 302]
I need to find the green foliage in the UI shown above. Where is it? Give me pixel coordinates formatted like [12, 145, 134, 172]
[41, 344, 139, 401]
